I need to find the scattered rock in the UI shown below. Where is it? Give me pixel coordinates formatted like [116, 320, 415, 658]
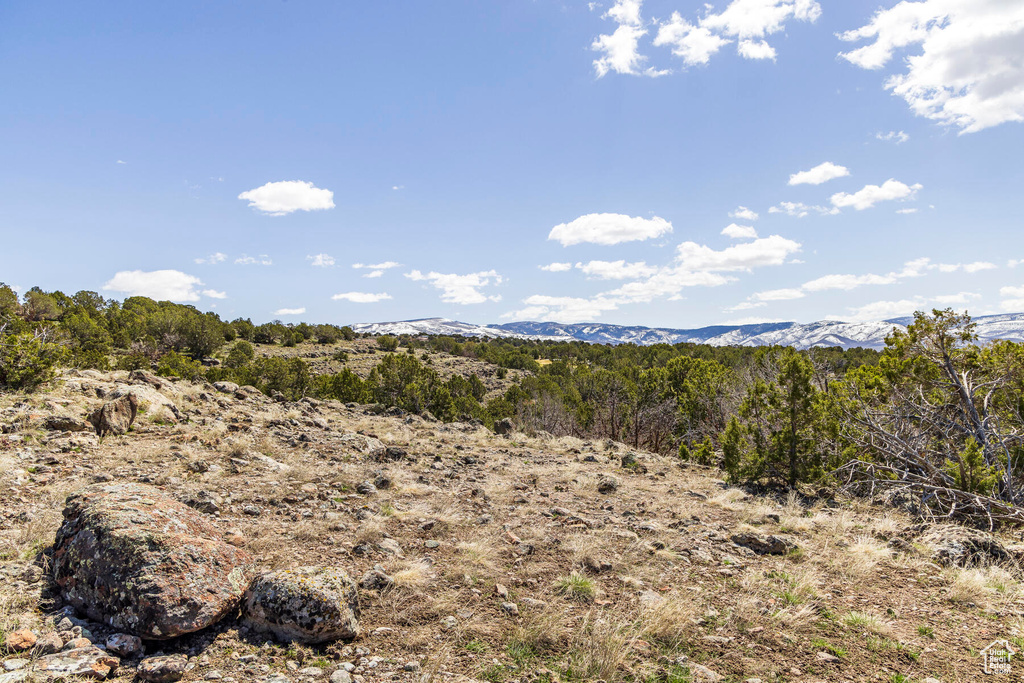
[104, 633, 143, 658]
[1, 660, 28, 672]
[52, 483, 253, 639]
[137, 653, 189, 682]
[687, 663, 722, 682]
[494, 418, 514, 435]
[330, 671, 352, 683]
[4, 629, 36, 652]
[377, 538, 403, 556]
[87, 393, 138, 436]
[213, 381, 239, 394]
[403, 661, 422, 672]
[816, 651, 840, 663]
[500, 602, 519, 616]
[33, 646, 120, 680]
[730, 532, 797, 556]
[355, 481, 377, 496]
[339, 433, 386, 458]
[597, 476, 619, 494]
[920, 525, 1008, 567]
[359, 568, 394, 591]
[244, 566, 360, 644]
[44, 415, 89, 432]
[32, 632, 64, 655]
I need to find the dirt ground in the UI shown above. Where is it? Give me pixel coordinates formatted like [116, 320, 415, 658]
[2, 366, 1023, 683]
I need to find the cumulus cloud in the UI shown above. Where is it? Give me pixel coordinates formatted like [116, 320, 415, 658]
[876, 130, 909, 144]
[844, 298, 926, 322]
[802, 273, 896, 291]
[202, 289, 227, 299]
[548, 213, 672, 246]
[274, 307, 306, 316]
[352, 261, 401, 279]
[729, 206, 759, 221]
[830, 179, 922, 210]
[768, 201, 838, 218]
[238, 180, 335, 216]
[307, 254, 335, 267]
[752, 288, 805, 301]
[839, 0, 1024, 133]
[331, 292, 393, 303]
[235, 254, 273, 266]
[575, 260, 659, 280]
[721, 223, 758, 240]
[1001, 285, 1024, 311]
[788, 161, 850, 186]
[592, 0, 669, 77]
[194, 252, 227, 265]
[405, 270, 503, 305]
[539, 262, 573, 272]
[503, 295, 620, 323]
[737, 39, 777, 60]
[103, 270, 204, 302]
[676, 235, 801, 272]
[654, 0, 821, 67]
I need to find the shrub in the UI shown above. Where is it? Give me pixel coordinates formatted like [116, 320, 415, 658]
[377, 335, 399, 352]
[156, 351, 205, 381]
[225, 340, 255, 368]
[0, 332, 66, 390]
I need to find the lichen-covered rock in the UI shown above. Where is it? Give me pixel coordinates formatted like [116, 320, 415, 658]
[43, 416, 89, 432]
[137, 654, 188, 682]
[52, 484, 253, 639]
[87, 393, 138, 436]
[920, 525, 1008, 567]
[731, 532, 797, 556]
[339, 433, 386, 458]
[243, 566, 359, 644]
[33, 646, 119, 680]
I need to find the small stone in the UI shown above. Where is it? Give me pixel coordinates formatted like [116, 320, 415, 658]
[597, 476, 619, 494]
[34, 646, 120, 680]
[359, 568, 394, 591]
[376, 538, 403, 556]
[441, 616, 458, 630]
[355, 481, 377, 496]
[63, 637, 93, 650]
[4, 629, 36, 652]
[403, 661, 421, 672]
[500, 602, 519, 616]
[138, 654, 189, 682]
[424, 540, 440, 549]
[287, 661, 300, 671]
[33, 632, 64, 655]
[298, 667, 325, 677]
[495, 583, 509, 599]
[687, 663, 722, 682]
[206, 671, 224, 680]
[2, 660, 28, 672]
[816, 651, 839, 663]
[330, 671, 352, 683]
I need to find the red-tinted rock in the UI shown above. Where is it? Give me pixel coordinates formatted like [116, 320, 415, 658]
[87, 393, 138, 436]
[33, 646, 119, 679]
[52, 484, 253, 639]
[4, 629, 36, 651]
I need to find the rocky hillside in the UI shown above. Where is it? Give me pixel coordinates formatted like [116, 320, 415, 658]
[1, 368, 1022, 682]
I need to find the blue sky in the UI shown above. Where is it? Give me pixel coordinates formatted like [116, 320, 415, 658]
[2, 0, 1023, 327]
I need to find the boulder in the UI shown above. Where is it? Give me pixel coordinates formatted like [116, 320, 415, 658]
[243, 566, 359, 644]
[731, 533, 797, 556]
[43, 416, 89, 432]
[597, 476, 619, 494]
[33, 646, 119, 680]
[87, 393, 138, 436]
[137, 654, 188, 682]
[213, 381, 239, 395]
[494, 418, 514, 435]
[52, 483, 253, 639]
[339, 433, 386, 458]
[110, 384, 182, 423]
[128, 369, 167, 390]
[920, 525, 1009, 567]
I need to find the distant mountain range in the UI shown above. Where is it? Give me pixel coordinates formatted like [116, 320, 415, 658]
[351, 313, 1024, 350]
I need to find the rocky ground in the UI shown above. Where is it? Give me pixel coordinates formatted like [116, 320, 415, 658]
[1, 367, 1023, 683]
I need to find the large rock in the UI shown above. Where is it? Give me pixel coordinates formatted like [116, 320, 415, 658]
[338, 433, 386, 459]
[243, 566, 360, 644]
[731, 532, 797, 556]
[920, 525, 1009, 567]
[110, 384, 182, 423]
[52, 484, 253, 639]
[32, 646, 120, 680]
[87, 393, 138, 436]
[43, 415, 89, 432]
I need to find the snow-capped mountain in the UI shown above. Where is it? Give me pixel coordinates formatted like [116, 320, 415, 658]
[352, 314, 1024, 350]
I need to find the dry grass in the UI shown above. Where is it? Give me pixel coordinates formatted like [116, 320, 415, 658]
[946, 566, 1019, 608]
[844, 535, 892, 576]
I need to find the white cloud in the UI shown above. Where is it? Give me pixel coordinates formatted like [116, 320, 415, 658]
[202, 289, 227, 299]
[548, 213, 672, 246]
[676, 234, 801, 272]
[839, 0, 1024, 133]
[876, 130, 909, 144]
[1009, 260, 1023, 269]
[802, 273, 896, 291]
[721, 223, 758, 240]
[363, 270, 384, 278]
[753, 287, 805, 301]
[352, 261, 400, 270]
[653, 13, 731, 66]
[896, 208, 918, 214]
[238, 180, 335, 216]
[1001, 285, 1024, 311]
[307, 253, 335, 267]
[788, 161, 850, 186]
[725, 300, 767, 312]
[539, 262, 573, 272]
[722, 316, 787, 325]
[116, 160, 127, 165]
[235, 254, 273, 266]
[331, 292, 393, 303]
[737, 39, 776, 60]
[729, 206, 759, 221]
[933, 292, 981, 305]
[830, 179, 922, 210]
[964, 261, 998, 273]
[845, 298, 926, 322]
[405, 270, 503, 305]
[575, 260, 659, 280]
[592, 0, 669, 77]
[194, 252, 227, 265]
[768, 201, 838, 217]
[503, 295, 621, 323]
[274, 307, 306, 316]
[103, 270, 204, 302]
